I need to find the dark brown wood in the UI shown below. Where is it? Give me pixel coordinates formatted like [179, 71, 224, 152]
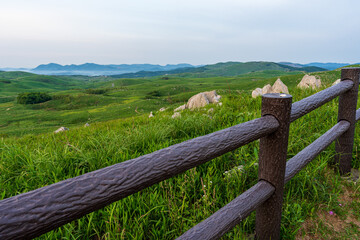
[291, 80, 353, 122]
[177, 180, 275, 240]
[285, 120, 350, 183]
[335, 68, 360, 175]
[0, 115, 279, 240]
[256, 93, 292, 240]
[357, 108, 360, 122]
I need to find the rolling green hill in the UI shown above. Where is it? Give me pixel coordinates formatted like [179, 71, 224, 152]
[0, 71, 97, 103]
[111, 61, 326, 78]
[0, 68, 359, 239]
[0, 68, 339, 137]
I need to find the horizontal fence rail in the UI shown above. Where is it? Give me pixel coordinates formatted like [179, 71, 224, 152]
[290, 80, 353, 122]
[0, 116, 279, 240]
[0, 68, 359, 240]
[285, 120, 350, 183]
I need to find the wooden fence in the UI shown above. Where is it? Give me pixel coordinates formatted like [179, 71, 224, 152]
[0, 68, 359, 239]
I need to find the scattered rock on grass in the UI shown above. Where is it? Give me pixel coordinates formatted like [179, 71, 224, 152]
[252, 88, 262, 98]
[332, 79, 341, 86]
[174, 104, 186, 112]
[149, 111, 154, 118]
[297, 74, 321, 89]
[54, 127, 69, 133]
[172, 112, 181, 119]
[272, 78, 289, 94]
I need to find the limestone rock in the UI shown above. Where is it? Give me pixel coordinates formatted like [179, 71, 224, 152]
[159, 107, 166, 112]
[203, 90, 221, 103]
[149, 111, 154, 118]
[272, 78, 289, 94]
[186, 93, 209, 109]
[186, 90, 222, 110]
[262, 84, 273, 94]
[252, 88, 262, 98]
[174, 104, 186, 112]
[54, 127, 69, 134]
[172, 112, 181, 119]
[332, 79, 341, 86]
[297, 75, 321, 89]
[218, 102, 223, 106]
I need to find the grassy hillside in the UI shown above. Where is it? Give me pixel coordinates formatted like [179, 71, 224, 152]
[0, 71, 96, 103]
[0, 69, 339, 137]
[1, 78, 359, 239]
[111, 61, 326, 78]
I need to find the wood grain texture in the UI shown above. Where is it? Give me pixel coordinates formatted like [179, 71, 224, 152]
[335, 68, 360, 175]
[285, 120, 350, 183]
[176, 181, 275, 240]
[290, 80, 353, 122]
[256, 93, 292, 240]
[0, 115, 279, 240]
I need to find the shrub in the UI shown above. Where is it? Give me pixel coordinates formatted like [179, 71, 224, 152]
[0, 80, 11, 84]
[84, 89, 107, 95]
[17, 92, 52, 104]
[145, 90, 161, 99]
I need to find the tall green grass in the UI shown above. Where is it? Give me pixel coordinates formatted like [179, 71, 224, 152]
[1, 80, 359, 239]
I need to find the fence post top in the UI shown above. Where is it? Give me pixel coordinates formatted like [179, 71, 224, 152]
[341, 67, 360, 72]
[262, 93, 292, 99]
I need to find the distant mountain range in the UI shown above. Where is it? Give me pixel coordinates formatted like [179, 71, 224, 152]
[0, 61, 356, 76]
[30, 63, 196, 76]
[278, 62, 354, 70]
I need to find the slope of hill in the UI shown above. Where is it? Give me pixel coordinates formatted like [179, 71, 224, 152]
[0, 71, 91, 103]
[111, 61, 326, 78]
[1, 69, 359, 239]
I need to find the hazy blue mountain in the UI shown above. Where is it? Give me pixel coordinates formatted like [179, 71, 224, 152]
[279, 62, 356, 70]
[31, 63, 196, 76]
[277, 62, 305, 68]
[303, 62, 352, 70]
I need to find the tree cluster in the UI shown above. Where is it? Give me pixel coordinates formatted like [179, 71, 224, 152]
[17, 92, 52, 104]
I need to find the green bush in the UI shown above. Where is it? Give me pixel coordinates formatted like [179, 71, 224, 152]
[84, 88, 107, 95]
[145, 90, 162, 99]
[17, 92, 52, 104]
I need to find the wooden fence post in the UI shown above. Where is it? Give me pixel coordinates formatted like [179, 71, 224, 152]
[335, 68, 360, 175]
[256, 93, 292, 240]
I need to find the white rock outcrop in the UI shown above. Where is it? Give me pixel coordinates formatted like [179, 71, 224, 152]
[186, 93, 209, 109]
[159, 107, 166, 112]
[252, 78, 290, 98]
[332, 79, 341, 86]
[172, 112, 181, 119]
[185, 90, 221, 110]
[297, 75, 321, 89]
[252, 88, 262, 98]
[262, 84, 273, 94]
[149, 111, 154, 118]
[54, 127, 69, 134]
[174, 104, 186, 112]
[272, 78, 289, 94]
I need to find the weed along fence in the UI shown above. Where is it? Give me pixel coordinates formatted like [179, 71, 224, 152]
[0, 68, 360, 239]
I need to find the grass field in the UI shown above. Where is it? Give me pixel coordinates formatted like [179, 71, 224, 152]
[1, 67, 359, 239]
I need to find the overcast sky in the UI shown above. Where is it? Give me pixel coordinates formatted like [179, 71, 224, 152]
[1, 0, 360, 68]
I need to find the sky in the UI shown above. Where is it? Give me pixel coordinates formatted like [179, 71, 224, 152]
[1, 0, 360, 68]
